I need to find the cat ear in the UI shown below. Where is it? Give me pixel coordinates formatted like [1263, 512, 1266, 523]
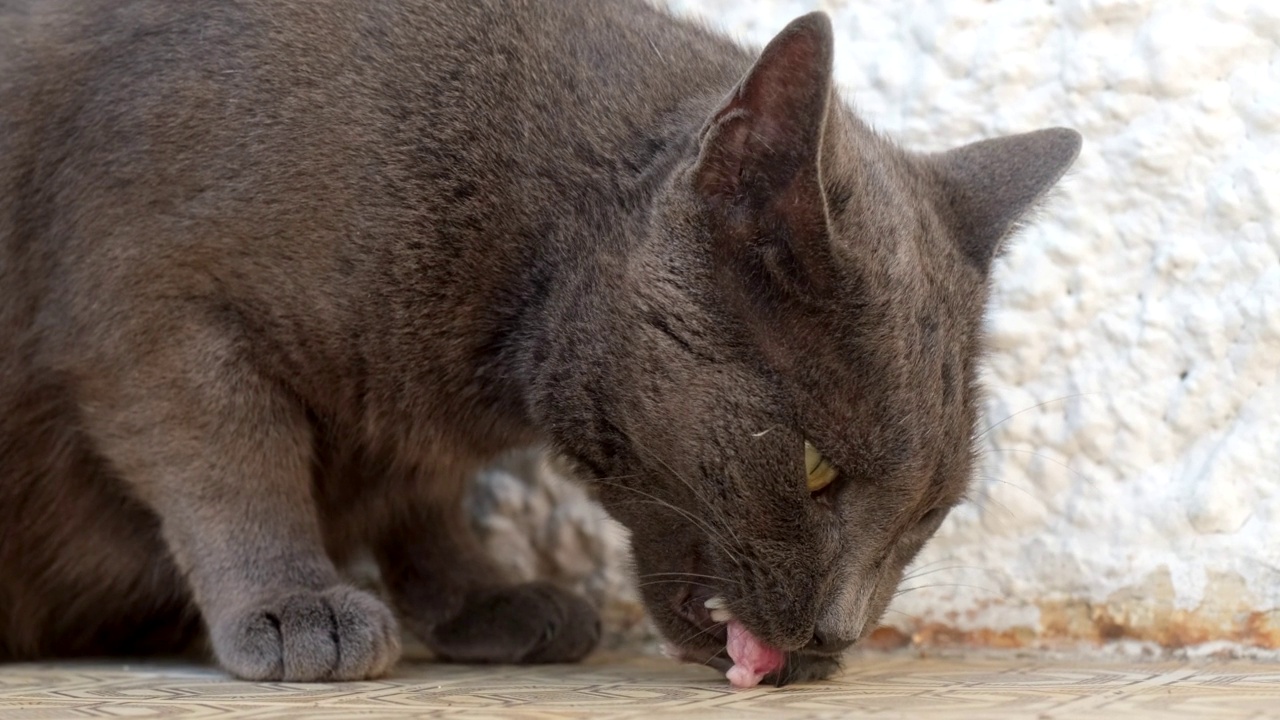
[929, 128, 1082, 268]
[692, 12, 835, 289]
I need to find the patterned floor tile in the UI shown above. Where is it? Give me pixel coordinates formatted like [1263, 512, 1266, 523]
[2, 655, 1278, 719]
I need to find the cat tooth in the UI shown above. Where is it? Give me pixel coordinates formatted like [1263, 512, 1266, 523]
[709, 608, 733, 623]
[703, 596, 727, 610]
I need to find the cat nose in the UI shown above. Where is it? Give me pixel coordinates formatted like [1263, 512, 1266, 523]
[807, 628, 855, 654]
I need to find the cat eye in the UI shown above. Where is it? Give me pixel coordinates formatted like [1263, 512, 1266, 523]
[804, 441, 839, 493]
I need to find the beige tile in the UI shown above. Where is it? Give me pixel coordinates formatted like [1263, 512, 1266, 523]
[2, 654, 1278, 719]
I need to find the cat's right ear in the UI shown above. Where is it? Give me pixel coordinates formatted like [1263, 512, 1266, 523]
[692, 12, 836, 292]
[928, 128, 1082, 269]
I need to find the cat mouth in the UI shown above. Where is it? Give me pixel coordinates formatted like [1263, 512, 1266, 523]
[668, 585, 788, 688]
[672, 584, 730, 644]
[667, 583, 730, 668]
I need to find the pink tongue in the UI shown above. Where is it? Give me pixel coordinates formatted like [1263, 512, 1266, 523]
[725, 620, 785, 689]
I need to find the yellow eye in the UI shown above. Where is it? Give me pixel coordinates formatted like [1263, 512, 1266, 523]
[805, 441, 839, 493]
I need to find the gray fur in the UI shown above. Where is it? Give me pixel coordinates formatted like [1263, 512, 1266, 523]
[0, 0, 1079, 683]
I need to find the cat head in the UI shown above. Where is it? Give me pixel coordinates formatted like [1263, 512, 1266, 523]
[540, 12, 1079, 682]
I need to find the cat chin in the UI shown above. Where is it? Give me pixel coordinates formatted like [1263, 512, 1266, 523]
[771, 653, 845, 686]
[660, 641, 843, 687]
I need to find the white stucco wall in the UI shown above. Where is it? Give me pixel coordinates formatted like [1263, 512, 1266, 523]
[664, 0, 1280, 651]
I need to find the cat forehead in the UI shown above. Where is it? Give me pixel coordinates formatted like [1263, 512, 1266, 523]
[818, 108, 992, 272]
[825, 192, 989, 333]
[822, 142, 971, 279]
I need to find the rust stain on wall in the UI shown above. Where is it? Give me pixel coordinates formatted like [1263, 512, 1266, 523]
[876, 570, 1280, 652]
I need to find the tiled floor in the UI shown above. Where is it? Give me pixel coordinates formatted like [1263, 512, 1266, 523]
[2, 653, 1279, 719]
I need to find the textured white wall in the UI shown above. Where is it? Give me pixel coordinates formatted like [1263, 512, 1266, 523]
[666, 0, 1280, 651]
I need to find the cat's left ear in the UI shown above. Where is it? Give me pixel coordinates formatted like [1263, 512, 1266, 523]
[927, 128, 1082, 269]
[693, 12, 835, 290]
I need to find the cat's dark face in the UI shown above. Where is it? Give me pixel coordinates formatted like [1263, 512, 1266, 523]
[555, 14, 1079, 681]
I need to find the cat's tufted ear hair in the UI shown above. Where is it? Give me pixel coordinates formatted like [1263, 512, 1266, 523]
[693, 12, 835, 293]
[927, 128, 1082, 269]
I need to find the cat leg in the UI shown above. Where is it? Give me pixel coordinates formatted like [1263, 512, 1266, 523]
[372, 483, 600, 664]
[80, 327, 399, 681]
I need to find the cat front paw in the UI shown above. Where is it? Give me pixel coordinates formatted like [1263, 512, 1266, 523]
[210, 585, 401, 681]
[428, 582, 600, 664]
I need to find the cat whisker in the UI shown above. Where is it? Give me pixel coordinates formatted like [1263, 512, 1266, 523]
[637, 571, 740, 585]
[881, 608, 924, 624]
[903, 556, 956, 575]
[636, 580, 740, 593]
[976, 475, 1038, 502]
[901, 565, 992, 583]
[611, 427, 719, 504]
[637, 579, 702, 590]
[985, 446, 1098, 486]
[605, 429, 747, 550]
[586, 472, 643, 484]
[666, 628, 731, 672]
[750, 425, 780, 438]
[975, 392, 1100, 441]
[893, 582, 1006, 600]
[607, 495, 739, 560]
[961, 491, 1017, 522]
[673, 616, 728, 651]
[594, 480, 743, 565]
[636, 580, 736, 593]
[595, 481, 726, 542]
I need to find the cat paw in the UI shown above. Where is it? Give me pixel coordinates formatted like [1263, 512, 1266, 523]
[210, 585, 401, 681]
[428, 582, 600, 664]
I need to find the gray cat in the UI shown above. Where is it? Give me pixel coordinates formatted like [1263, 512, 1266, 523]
[0, 0, 1079, 685]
